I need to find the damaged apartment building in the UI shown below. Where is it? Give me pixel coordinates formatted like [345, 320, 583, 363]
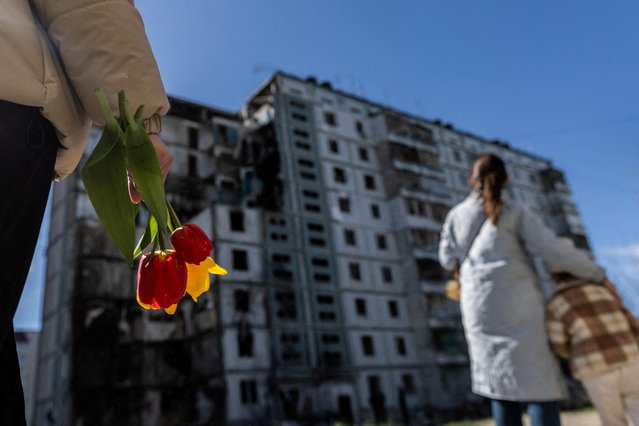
[33, 72, 592, 425]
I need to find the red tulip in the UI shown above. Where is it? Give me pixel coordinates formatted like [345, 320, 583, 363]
[170, 224, 212, 265]
[137, 250, 187, 310]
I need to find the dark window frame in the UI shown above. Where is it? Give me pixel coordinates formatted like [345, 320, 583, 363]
[232, 249, 249, 271]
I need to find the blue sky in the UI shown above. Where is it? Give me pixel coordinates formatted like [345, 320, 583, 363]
[15, 1, 638, 329]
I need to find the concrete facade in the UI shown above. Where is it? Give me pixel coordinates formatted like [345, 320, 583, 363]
[16, 331, 39, 425]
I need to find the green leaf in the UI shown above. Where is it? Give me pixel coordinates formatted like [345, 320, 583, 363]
[134, 213, 158, 259]
[81, 90, 136, 265]
[122, 99, 168, 233]
[134, 104, 145, 122]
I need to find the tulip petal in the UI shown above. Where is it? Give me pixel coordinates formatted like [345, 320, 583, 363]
[136, 291, 153, 310]
[137, 251, 187, 310]
[185, 261, 211, 302]
[164, 304, 178, 315]
[206, 257, 228, 275]
[209, 264, 228, 275]
[170, 224, 213, 265]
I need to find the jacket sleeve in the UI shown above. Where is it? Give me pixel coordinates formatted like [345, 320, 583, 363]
[546, 301, 570, 358]
[517, 206, 605, 282]
[439, 211, 459, 272]
[31, 0, 169, 132]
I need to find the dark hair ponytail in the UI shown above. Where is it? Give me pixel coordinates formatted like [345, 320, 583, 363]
[471, 154, 508, 225]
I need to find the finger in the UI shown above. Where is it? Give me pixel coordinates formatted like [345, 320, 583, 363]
[149, 134, 173, 178]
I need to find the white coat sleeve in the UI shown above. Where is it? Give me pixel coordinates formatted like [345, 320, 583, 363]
[439, 212, 459, 271]
[517, 207, 605, 282]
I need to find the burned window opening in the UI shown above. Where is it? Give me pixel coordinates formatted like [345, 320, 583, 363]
[238, 322, 254, 358]
[302, 189, 319, 199]
[324, 111, 337, 126]
[316, 295, 334, 305]
[275, 291, 297, 321]
[314, 273, 331, 283]
[270, 232, 288, 242]
[187, 155, 197, 178]
[297, 158, 314, 168]
[307, 223, 324, 232]
[329, 139, 339, 153]
[232, 250, 249, 271]
[382, 266, 393, 283]
[321, 351, 343, 366]
[230, 211, 245, 232]
[417, 258, 446, 281]
[293, 129, 309, 138]
[395, 337, 407, 356]
[300, 172, 316, 181]
[291, 113, 307, 122]
[364, 174, 376, 190]
[344, 230, 356, 246]
[273, 269, 293, 281]
[388, 300, 399, 318]
[304, 203, 321, 213]
[319, 312, 336, 322]
[188, 127, 199, 149]
[361, 336, 375, 356]
[309, 238, 326, 247]
[371, 203, 380, 218]
[312, 257, 329, 267]
[333, 168, 347, 183]
[349, 263, 361, 281]
[272, 253, 291, 263]
[359, 147, 369, 161]
[355, 298, 367, 316]
[295, 141, 311, 151]
[240, 380, 258, 405]
[234, 290, 249, 313]
[321, 334, 340, 344]
[289, 100, 306, 110]
[376, 234, 388, 250]
[402, 374, 415, 393]
[338, 197, 350, 213]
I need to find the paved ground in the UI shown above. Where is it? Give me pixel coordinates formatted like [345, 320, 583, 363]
[445, 408, 600, 426]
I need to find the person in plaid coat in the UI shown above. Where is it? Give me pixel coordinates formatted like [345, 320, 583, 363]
[546, 272, 639, 426]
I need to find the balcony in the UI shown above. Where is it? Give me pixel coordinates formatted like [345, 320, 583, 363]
[413, 247, 439, 260]
[392, 158, 445, 181]
[384, 113, 438, 151]
[566, 214, 586, 235]
[405, 215, 442, 231]
[421, 281, 444, 294]
[387, 132, 439, 154]
[428, 316, 460, 329]
[434, 353, 469, 366]
[399, 185, 451, 206]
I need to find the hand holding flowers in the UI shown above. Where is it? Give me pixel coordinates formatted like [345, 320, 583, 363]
[82, 90, 226, 315]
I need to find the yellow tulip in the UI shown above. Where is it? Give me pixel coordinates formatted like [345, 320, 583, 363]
[185, 257, 228, 302]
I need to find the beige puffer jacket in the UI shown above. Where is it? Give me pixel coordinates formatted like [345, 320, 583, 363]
[0, 0, 169, 179]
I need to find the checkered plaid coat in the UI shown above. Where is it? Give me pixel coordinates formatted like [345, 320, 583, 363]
[546, 279, 639, 379]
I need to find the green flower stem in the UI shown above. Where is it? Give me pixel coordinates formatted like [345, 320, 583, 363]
[148, 230, 160, 265]
[158, 229, 166, 252]
[167, 201, 182, 230]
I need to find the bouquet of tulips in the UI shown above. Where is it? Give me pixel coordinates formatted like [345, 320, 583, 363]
[81, 90, 226, 314]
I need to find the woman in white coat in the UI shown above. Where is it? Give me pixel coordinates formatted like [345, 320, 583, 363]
[439, 154, 606, 426]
